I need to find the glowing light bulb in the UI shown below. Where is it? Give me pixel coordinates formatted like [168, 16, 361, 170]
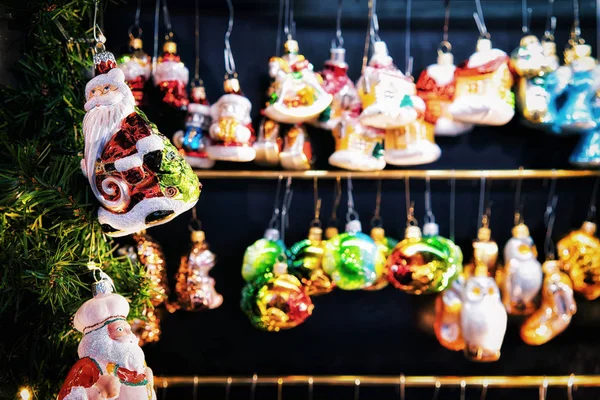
[19, 387, 32, 400]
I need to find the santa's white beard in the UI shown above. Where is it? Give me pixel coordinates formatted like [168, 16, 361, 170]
[78, 325, 146, 372]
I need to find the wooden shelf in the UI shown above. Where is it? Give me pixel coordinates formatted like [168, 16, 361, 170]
[194, 169, 600, 180]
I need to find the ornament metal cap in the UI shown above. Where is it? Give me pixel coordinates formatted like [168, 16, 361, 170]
[224, 77, 241, 94]
[346, 219, 363, 234]
[582, 221, 597, 235]
[473, 263, 489, 277]
[191, 230, 206, 243]
[284, 39, 299, 54]
[542, 259, 561, 274]
[329, 47, 347, 65]
[476, 38, 492, 52]
[512, 223, 530, 239]
[437, 52, 454, 66]
[405, 225, 422, 239]
[264, 228, 281, 241]
[325, 226, 339, 239]
[163, 40, 177, 54]
[91, 271, 115, 297]
[370, 227, 385, 242]
[422, 222, 440, 237]
[308, 226, 323, 242]
[130, 37, 143, 50]
[373, 40, 389, 57]
[477, 227, 492, 242]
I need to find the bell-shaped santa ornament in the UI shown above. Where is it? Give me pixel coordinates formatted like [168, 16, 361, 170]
[279, 124, 313, 170]
[153, 38, 189, 110]
[460, 226, 507, 362]
[242, 228, 287, 282]
[81, 48, 200, 237]
[241, 259, 314, 331]
[287, 225, 335, 296]
[357, 40, 423, 129]
[496, 223, 543, 315]
[323, 219, 381, 290]
[363, 224, 398, 291]
[117, 33, 151, 107]
[521, 259, 577, 345]
[175, 229, 223, 311]
[449, 36, 515, 126]
[253, 117, 282, 167]
[329, 112, 386, 171]
[434, 273, 466, 351]
[264, 39, 333, 124]
[172, 81, 215, 169]
[207, 75, 256, 162]
[557, 221, 600, 300]
[416, 45, 474, 136]
[311, 47, 361, 130]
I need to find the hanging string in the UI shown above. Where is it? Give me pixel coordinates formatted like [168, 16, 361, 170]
[152, 0, 160, 72]
[572, 0, 581, 40]
[188, 206, 202, 232]
[597, 0, 600, 60]
[194, 0, 201, 81]
[587, 177, 600, 222]
[514, 169, 524, 226]
[405, 0, 413, 77]
[371, 180, 383, 228]
[224, 0, 236, 75]
[128, 0, 143, 39]
[280, 178, 294, 243]
[269, 176, 284, 230]
[330, 177, 343, 225]
[135, 0, 142, 27]
[283, 0, 293, 40]
[93, 0, 106, 51]
[312, 178, 322, 227]
[333, 0, 344, 48]
[362, 0, 376, 72]
[424, 176, 435, 224]
[544, 0, 556, 41]
[473, 0, 489, 38]
[522, 0, 532, 34]
[276, 0, 285, 55]
[544, 195, 558, 260]
[405, 177, 417, 226]
[442, 0, 451, 44]
[161, 0, 173, 40]
[346, 178, 359, 221]
[477, 177, 486, 231]
[449, 175, 456, 242]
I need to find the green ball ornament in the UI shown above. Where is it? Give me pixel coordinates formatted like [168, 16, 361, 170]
[242, 229, 286, 282]
[287, 226, 335, 295]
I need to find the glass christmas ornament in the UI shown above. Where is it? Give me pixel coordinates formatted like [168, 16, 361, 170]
[207, 76, 256, 162]
[117, 35, 151, 107]
[153, 39, 189, 110]
[133, 231, 169, 306]
[254, 118, 282, 167]
[570, 129, 600, 166]
[279, 124, 313, 170]
[357, 40, 424, 129]
[387, 223, 462, 294]
[557, 221, 600, 300]
[312, 47, 361, 130]
[322, 219, 381, 290]
[363, 226, 398, 291]
[449, 37, 515, 126]
[329, 112, 385, 171]
[288, 226, 335, 296]
[81, 49, 200, 237]
[416, 48, 474, 136]
[175, 229, 223, 311]
[521, 259, 577, 345]
[434, 274, 466, 351]
[384, 115, 441, 166]
[172, 81, 215, 169]
[242, 228, 287, 282]
[130, 307, 162, 347]
[496, 223, 543, 315]
[241, 261, 314, 331]
[464, 226, 499, 278]
[264, 39, 333, 124]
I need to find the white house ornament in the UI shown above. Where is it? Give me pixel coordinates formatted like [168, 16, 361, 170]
[58, 272, 157, 400]
[496, 223, 543, 315]
[153, 39, 189, 110]
[172, 82, 216, 169]
[416, 48, 474, 136]
[449, 37, 515, 126]
[253, 117, 282, 167]
[207, 76, 256, 162]
[383, 114, 441, 166]
[279, 124, 313, 170]
[117, 35, 151, 107]
[81, 50, 200, 237]
[264, 39, 333, 124]
[357, 40, 422, 129]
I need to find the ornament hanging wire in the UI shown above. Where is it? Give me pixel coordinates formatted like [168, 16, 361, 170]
[399, 374, 406, 400]
[480, 380, 489, 400]
[128, 0, 143, 39]
[371, 180, 383, 228]
[152, 0, 161, 73]
[251, 374, 258, 400]
[449, 174, 456, 242]
[405, 0, 413, 77]
[522, 0, 532, 34]
[224, 0, 237, 75]
[192, 376, 199, 400]
[362, 0, 377, 72]
[307, 377, 314, 400]
[346, 178, 359, 222]
[276, 0, 285, 55]
[539, 378, 548, 400]
[283, 0, 295, 40]
[587, 176, 600, 222]
[93, 0, 106, 52]
[514, 167, 524, 226]
[194, 0, 201, 81]
[473, 0, 490, 39]
[354, 379, 360, 400]
[431, 380, 441, 400]
[567, 373, 576, 400]
[440, 0, 452, 53]
[330, 177, 343, 226]
[161, 0, 173, 40]
[544, 177, 558, 259]
[280, 177, 294, 243]
[544, 0, 556, 41]
[405, 177, 417, 227]
[477, 176, 486, 231]
[460, 380, 467, 400]
[188, 206, 202, 232]
[312, 177, 322, 227]
[269, 176, 284, 230]
[572, 0, 581, 41]
[277, 378, 284, 400]
[225, 377, 232, 400]
[332, 0, 345, 48]
[424, 176, 435, 224]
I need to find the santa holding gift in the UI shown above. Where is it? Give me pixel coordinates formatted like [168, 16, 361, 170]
[58, 271, 157, 400]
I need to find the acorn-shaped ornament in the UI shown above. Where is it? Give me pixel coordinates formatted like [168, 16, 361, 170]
[254, 117, 282, 167]
[242, 228, 287, 282]
[117, 34, 151, 107]
[175, 229, 223, 311]
[153, 38, 190, 110]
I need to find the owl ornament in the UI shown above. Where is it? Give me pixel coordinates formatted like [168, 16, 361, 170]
[496, 223, 543, 315]
[311, 47, 361, 130]
[153, 39, 189, 110]
[387, 223, 462, 295]
[460, 226, 507, 362]
[207, 76, 256, 162]
[449, 37, 515, 126]
[521, 259, 577, 346]
[287, 225, 335, 296]
[172, 81, 215, 169]
[117, 34, 151, 107]
[329, 112, 386, 171]
[323, 219, 381, 290]
[434, 274, 466, 351]
[242, 228, 287, 283]
[264, 39, 333, 124]
[81, 48, 200, 237]
[241, 260, 314, 331]
[175, 229, 223, 311]
[254, 117, 282, 167]
[557, 221, 600, 300]
[279, 124, 313, 170]
[363, 225, 398, 291]
[357, 40, 424, 129]
[416, 45, 474, 136]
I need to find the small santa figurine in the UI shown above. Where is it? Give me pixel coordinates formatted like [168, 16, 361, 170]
[207, 75, 256, 162]
[117, 35, 151, 107]
[357, 40, 424, 129]
[81, 48, 200, 237]
[172, 81, 215, 169]
[153, 38, 189, 110]
[58, 271, 157, 400]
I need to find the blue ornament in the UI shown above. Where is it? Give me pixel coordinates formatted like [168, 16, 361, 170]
[570, 129, 600, 167]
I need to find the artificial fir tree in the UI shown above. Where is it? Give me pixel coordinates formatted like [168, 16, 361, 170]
[0, 1, 152, 398]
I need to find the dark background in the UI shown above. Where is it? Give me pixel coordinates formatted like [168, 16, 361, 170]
[101, 0, 600, 398]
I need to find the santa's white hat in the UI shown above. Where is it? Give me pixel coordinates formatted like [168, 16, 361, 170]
[73, 271, 130, 334]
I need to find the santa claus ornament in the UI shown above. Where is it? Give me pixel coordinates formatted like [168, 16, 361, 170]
[81, 44, 200, 237]
[172, 81, 215, 169]
[329, 112, 385, 171]
[58, 270, 157, 400]
[153, 38, 189, 110]
[448, 5, 515, 126]
[117, 25, 151, 108]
